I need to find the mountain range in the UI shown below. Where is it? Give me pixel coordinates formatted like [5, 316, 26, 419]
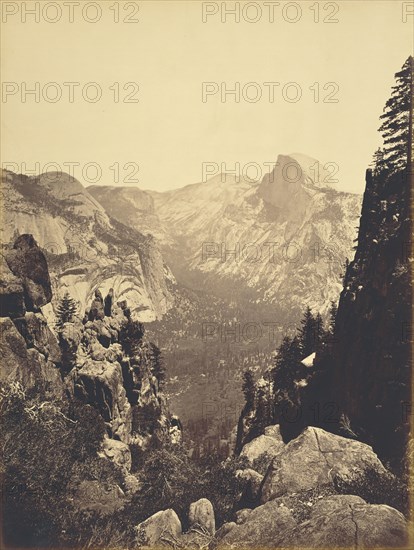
[1, 153, 362, 448]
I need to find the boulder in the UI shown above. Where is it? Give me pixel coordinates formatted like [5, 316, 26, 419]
[240, 424, 285, 467]
[135, 509, 182, 546]
[260, 427, 388, 503]
[211, 499, 297, 548]
[189, 498, 215, 535]
[0, 258, 25, 317]
[280, 495, 408, 548]
[4, 234, 52, 310]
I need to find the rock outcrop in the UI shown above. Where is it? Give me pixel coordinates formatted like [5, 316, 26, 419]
[0, 235, 63, 397]
[279, 495, 408, 548]
[1, 169, 174, 322]
[327, 168, 412, 461]
[211, 426, 408, 548]
[135, 509, 182, 547]
[67, 292, 179, 448]
[260, 427, 388, 503]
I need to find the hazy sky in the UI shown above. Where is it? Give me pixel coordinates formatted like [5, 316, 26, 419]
[1, 0, 413, 194]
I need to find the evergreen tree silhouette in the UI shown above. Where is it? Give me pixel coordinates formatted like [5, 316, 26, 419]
[379, 56, 413, 173]
[55, 291, 78, 330]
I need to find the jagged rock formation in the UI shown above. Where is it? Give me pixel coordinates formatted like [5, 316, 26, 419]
[1, 169, 174, 322]
[328, 168, 412, 460]
[65, 294, 178, 447]
[0, 235, 63, 397]
[1, 233, 179, 456]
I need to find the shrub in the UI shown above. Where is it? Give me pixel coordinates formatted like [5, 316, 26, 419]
[333, 467, 409, 516]
[0, 383, 116, 547]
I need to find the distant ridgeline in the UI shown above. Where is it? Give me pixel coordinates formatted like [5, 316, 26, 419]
[236, 56, 413, 466]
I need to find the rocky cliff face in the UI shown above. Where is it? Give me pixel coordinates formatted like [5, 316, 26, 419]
[150, 153, 361, 317]
[1, 169, 174, 322]
[1, 234, 64, 397]
[329, 167, 412, 461]
[235, 166, 412, 464]
[65, 291, 176, 448]
[1, 234, 179, 452]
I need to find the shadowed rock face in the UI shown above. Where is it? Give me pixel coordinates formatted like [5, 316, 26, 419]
[0, 234, 63, 397]
[330, 169, 412, 461]
[2, 234, 52, 313]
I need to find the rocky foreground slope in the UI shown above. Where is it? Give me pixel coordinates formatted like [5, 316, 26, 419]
[134, 425, 408, 548]
[1, 169, 174, 322]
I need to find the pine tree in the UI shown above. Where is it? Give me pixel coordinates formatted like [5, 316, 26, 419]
[328, 300, 338, 335]
[314, 312, 325, 351]
[55, 291, 78, 330]
[256, 386, 270, 428]
[119, 319, 145, 357]
[242, 369, 255, 410]
[299, 306, 316, 357]
[341, 258, 350, 285]
[272, 335, 302, 394]
[371, 147, 388, 176]
[151, 343, 166, 389]
[379, 56, 413, 174]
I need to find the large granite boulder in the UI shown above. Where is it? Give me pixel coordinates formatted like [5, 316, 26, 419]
[279, 495, 408, 548]
[4, 234, 52, 311]
[260, 427, 388, 503]
[240, 425, 285, 467]
[135, 509, 182, 547]
[189, 498, 215, 535]
[211, 499, 297, 548]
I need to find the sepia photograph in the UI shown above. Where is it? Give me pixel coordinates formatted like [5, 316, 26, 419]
[0, 1, 413, 548]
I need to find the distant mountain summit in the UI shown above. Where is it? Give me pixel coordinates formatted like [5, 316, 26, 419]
[146, 153, 361, 317]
